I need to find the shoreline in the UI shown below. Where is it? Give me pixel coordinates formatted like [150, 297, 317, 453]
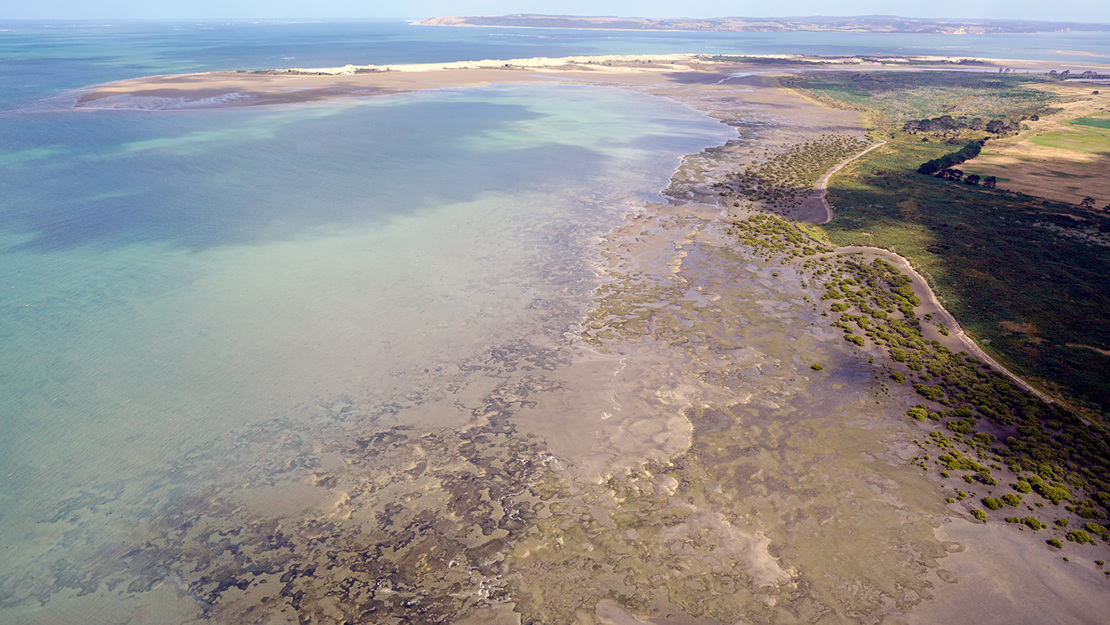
[68, 51, 1057, 403]
[67, 52, 1110, 112]
[48, 54, 1107, 622]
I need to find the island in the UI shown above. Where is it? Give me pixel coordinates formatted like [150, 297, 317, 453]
[418, 14, 1110, 34]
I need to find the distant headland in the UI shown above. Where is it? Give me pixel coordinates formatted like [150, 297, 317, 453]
[417, 14, 1110, 34]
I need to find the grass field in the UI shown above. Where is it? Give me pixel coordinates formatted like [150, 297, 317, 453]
[780, 72, 1059, 131]
[959, 86, 1110, 206]
[1031, 121, 1110, 155]
[789, 72, 1110, 413]
[1071, 116, 1110, 130]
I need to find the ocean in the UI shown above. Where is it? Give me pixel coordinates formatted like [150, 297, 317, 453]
[0, 19, 1107, 624]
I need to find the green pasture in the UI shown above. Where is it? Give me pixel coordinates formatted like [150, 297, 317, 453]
[1032, 117, 1110, 155]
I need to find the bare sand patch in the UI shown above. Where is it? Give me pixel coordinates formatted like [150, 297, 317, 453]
[904, 519, 1109, 625]
[999, 320, 1037, 334]
[1066, 342, 1110, 357]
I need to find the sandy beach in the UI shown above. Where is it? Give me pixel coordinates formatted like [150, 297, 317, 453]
[75, 52, 1102, 112]
[54, 54, 1110, 624]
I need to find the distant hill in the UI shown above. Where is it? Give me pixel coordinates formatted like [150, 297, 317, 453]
[418, 14, 1110, 34]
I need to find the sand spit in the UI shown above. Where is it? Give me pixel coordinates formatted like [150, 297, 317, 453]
[70, 53, 1055, 112]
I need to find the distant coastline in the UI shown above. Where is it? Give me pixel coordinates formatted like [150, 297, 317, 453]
[418, 14, 1110, 35]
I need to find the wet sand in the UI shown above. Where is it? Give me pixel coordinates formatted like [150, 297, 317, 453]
[29, 56, 1110, 624]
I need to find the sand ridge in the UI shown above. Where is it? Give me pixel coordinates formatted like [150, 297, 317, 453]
[69, 53, 1068, 112]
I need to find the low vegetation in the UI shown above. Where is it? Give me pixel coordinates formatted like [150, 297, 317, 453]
[713, 134, 870, 210]
[780, 71, 1058, 129]
[788, 71, 1110, 412]
[723, 212, 1110, 540]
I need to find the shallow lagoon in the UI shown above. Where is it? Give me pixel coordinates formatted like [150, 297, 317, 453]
[0, 81, 738, 621]
[4, 20, 1110, 625]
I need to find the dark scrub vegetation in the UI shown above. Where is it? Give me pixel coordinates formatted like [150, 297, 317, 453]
[713, 135, 870, 209]
[787, 71, 1110, 414]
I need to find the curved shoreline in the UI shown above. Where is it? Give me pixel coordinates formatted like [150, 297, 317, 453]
[836, 245, 1052, 402]
[64, 53, 1057, 405]
[813, 141, 885, 225]
[23, 51, 1104, 624]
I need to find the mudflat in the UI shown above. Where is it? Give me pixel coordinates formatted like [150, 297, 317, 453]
[44, 55, 1110, 624]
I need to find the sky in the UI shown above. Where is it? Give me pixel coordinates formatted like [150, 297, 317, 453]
[2, 0, 1109, 23]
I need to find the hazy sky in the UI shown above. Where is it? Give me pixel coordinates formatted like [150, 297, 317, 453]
[3, 0, 1109, 22]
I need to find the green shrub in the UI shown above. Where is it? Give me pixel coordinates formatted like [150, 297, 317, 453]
[913, 383, 945, 401]
[1047, 538, 1064, 548]
[845, 334, 865, 346]
[1023, 517, 1045, 530]
[811, 363, 824, 371]
[1056, 518, 1070, 527]
[1084, 522, 1107, 536]
[1067, 530, 1091, 544]
[982, 497, 1004, 510]
[1034, 483, 1072, 505]
[971, 508, 988, 522]
[1013, 481, 1032, 494]
[947, 419, 975, 435]
[890, 371, 906, 383]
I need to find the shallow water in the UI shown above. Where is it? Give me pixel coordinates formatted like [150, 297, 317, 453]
[4, 20, 1109, 624]
[0, 82, 733, 620]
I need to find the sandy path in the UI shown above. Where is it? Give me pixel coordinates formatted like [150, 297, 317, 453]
[803, 144, 1052, 402]
[812, 140, 885, 225]
[829, 245, 1051, 401]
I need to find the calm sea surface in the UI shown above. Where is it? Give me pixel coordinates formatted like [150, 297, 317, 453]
[0, 19, 1107, 622]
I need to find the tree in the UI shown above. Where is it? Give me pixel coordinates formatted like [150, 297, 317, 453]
[1080, 197, 1096, 209]
[937, 168, 965, 182]
[983, 175, 997, 189]
[965, 174, 981, 185]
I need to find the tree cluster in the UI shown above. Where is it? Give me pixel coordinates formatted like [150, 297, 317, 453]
[903, 115, 1021, 136]
[917, 140, 984, 175]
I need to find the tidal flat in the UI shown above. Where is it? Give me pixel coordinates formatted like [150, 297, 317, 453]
[7, 58, 1109, 624]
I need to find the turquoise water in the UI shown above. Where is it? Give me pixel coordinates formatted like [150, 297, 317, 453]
[0, 42, 733, 618]
[2, 19, 1108, 622]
